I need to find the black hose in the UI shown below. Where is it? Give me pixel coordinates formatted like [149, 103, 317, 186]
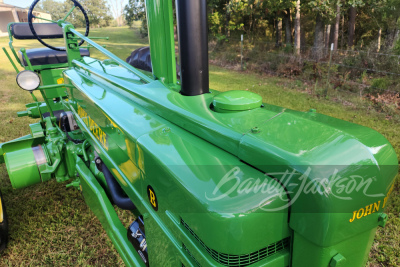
[100, 160, 136, 210]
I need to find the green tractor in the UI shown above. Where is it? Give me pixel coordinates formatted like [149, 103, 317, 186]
[0, 0, 398, 266]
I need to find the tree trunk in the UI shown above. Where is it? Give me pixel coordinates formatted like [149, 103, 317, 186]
[384, 27, 398, 49]
[377, 28, 381, 52]
[294, 0, 301, 55]
[348, 6, 356, 48]
[325, 24, 331, 49]
[284, 8, 292, 45]
[341, 14, 344, 49]
[301, 28, 306, 51]
[225, 0, 231, 37]
[276, 18, 282, 47]
[313, 13, 325, 60]
[333, 1, 340, 50]
[249, 4, 254, 36]
[393, 29, 400, 48]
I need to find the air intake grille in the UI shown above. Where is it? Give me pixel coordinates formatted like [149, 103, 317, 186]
[183, 244, 201, 267]
[181, 218, 290, 267]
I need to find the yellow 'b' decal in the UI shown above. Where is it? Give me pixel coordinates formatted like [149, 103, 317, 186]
[149, 190, 156, 207]
[147, 185, 158, 211]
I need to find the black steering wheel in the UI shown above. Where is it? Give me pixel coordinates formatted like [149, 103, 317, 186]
[28, 0, 90, 51]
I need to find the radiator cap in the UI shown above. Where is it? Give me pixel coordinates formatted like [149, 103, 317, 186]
[213, 90, 262, 113]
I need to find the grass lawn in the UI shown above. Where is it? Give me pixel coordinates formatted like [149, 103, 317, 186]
[0, 23, 399, 266]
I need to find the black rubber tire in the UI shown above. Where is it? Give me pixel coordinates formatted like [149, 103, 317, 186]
[126, 46, 181, 78]
[28, 0, 90, 51]
[0, 189, 9, 252]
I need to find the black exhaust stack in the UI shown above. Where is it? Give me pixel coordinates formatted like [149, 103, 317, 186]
[176, 0, 209, 96]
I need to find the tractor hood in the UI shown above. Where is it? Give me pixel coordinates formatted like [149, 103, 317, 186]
[65, 57, 398, 251]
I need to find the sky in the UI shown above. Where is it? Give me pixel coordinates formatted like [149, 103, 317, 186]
[4, 0, 128, 17]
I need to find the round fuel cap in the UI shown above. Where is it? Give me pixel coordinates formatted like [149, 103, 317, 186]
[213, 90, 262, 113]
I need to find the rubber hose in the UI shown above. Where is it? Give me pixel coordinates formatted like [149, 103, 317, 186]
[101, 162, 136, 210]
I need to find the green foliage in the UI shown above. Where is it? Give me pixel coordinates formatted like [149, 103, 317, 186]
[37, 0, 112, 28]
[371, 77, 391, 90]
[209, 12, 223, 34]
[215, 34, 228, 43]
[140, 18, 148, 38]
[124, 0, 146, 28]
[36, 0, 67, 21]
[307, 0, 336, 18]
[392, 38, 400, 55]
[81, 0, 113, 27]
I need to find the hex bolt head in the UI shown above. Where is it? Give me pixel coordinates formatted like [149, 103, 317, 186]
[378, 213, 388, 227]
[329, 253, 346, 267]
[251, 127, 260, 134]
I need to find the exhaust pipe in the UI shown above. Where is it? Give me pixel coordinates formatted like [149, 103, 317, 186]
[176, 0, 209, 96]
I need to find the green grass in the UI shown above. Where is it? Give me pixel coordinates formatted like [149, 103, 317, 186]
[0, 23, 399, 266]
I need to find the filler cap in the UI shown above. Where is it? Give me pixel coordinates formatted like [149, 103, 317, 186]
[213, 90, 262, 113]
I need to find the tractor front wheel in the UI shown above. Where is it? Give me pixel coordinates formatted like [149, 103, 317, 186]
[0, 189, 9, 252]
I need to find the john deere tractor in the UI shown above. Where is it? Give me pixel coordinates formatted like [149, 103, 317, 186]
[0, 0, 398, 266]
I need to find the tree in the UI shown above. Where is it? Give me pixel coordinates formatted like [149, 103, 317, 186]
[38, 0, 112, 28]
[275, 15, 283, 47]
[294, 0, 301, 55]
[283, 8, 292, 45]
[314, 13, 325, 60]
[333, 1, 341, 50]
[344, 0, 365, 48]
[225, 0, 231, 37]
[80, 0, 113, 27]
[36, 0, 67, 21]
[308, 0, 336, 59]
[124, 0, 146, 28]
[348, 6, 357, 47]
[110, 0, 125, 26]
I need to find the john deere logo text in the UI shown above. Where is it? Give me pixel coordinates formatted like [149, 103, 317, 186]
[147, 185, 158, 211]
[77, 104, 108, 150]
[349, 182, 395, 223]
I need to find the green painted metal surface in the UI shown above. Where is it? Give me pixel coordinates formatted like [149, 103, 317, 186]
[0, 2, 398, 267]
[76, 157, 147, 267]
[4, 147, 41, 189]
[145, 0, 177, 85]
[61, 53, 397, 266]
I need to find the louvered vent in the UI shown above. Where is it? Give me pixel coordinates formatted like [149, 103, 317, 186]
[181, 218, 290, 267]
[183, 243, 201, 267]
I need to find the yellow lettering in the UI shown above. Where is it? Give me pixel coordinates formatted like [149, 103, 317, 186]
[383, 196, 388, 208]
[373, 201, 381, 213]
[349, 210, 357, 222]
[364, 204, 373, 217]
[76, 105, 109, 151]
[94, 126, 99, 139]
[356, 208, 364, 219]
[98, 128, 102, 143]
